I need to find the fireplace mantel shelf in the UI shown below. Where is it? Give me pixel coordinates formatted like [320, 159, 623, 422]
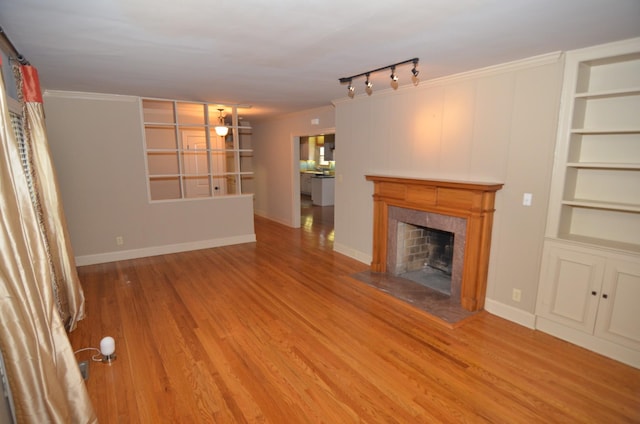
[366, 175, 504, 312]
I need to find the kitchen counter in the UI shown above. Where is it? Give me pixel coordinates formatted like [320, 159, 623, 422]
[311, 176, 335, 206]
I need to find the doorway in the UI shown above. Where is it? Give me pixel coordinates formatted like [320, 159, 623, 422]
[291, 129, 335, 229]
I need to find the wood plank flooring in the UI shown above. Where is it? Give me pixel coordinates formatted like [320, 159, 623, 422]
[69, 203, 640, 423]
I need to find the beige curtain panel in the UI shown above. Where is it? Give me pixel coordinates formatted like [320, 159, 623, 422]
[20, 64, 86, 331]
[0, 61, 96, 422]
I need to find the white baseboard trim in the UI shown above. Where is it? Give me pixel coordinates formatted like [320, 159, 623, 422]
[536, 316, 640, 369]
[484, 298, 537, 329]
[254, 210, 294, 227]
[333, 243, 371, 265]
[75, 234, 256, 266]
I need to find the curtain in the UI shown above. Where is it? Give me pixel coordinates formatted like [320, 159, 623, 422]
[17, 64, 86, 331]
[0, 58, 96, 422]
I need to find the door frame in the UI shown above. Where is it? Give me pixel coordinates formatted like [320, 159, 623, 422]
[290, 128, 335, 228]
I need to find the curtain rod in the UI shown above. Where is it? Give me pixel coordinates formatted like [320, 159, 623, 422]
[0, 26, 30, 65]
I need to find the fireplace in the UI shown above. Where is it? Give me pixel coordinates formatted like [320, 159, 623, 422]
[366, 176, 503, 312]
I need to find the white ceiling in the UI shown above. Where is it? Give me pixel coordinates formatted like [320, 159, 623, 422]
[1, 0, 639, 120]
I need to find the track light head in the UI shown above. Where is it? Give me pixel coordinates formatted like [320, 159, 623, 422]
[390, 66, 398, 82]
[411, 61, 419, 77]
[347, 80, 355, 98]
[365, 73, 372, 89]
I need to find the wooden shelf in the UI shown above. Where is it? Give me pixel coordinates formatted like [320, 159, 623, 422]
[574, 87, 640, 98]
[566, 162, 640, 169]
[571, 128, 640, 134]
[558, 233, 640, 254]
[562, 199, 640, 213]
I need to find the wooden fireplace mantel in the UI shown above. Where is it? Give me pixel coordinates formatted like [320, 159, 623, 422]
[366, 175, 503, 311]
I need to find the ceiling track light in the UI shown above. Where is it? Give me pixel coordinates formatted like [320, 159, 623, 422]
[390, 66, 398, 82]
[338, 57, 419, 98]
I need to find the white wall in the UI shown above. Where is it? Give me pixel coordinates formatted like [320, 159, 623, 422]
[253, 53, 564, 324]
[43, 91, 255, 265]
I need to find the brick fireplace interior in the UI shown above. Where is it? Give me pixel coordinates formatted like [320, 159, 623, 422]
[387, 206, 466, 302]
[394, 223, 454, 294]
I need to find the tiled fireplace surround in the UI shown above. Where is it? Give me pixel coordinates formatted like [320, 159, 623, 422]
[365, 176, 503, 314]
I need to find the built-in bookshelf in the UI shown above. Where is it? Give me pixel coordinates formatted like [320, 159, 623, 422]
[536, 38, 640, 369]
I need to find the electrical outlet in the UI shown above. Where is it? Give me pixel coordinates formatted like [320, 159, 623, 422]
[116, 236, 124, 246]
[512, 288, 522, 302]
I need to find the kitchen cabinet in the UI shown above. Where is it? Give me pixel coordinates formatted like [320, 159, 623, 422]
[311, 176, 334, 206]
[300, 173, 312, 195]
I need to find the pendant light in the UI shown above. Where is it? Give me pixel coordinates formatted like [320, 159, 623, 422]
[214, 108, 229, 137]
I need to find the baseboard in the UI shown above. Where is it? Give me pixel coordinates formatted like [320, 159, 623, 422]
[333, 242, 371, 265]
[536, 316, 640, 369]
[484, 298, 537, 329]
[254, 210, 294, 227]
[75, 234, 256, 266]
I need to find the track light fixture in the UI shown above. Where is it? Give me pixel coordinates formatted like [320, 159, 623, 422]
[347, 80, 355, 98]
[338, 57, 419, 98]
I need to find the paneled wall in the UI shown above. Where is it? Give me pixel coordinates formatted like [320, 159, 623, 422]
[333, 53, 564, 320]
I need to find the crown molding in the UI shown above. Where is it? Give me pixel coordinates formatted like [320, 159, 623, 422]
[43, 89, 138, 102]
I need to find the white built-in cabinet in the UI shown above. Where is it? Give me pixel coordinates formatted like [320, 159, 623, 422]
[536, 38, 640, 368]
[537, 241, 640, 351]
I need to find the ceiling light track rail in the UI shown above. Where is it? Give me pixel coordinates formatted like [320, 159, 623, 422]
[338, 58, 418, 84]
[0, 26, 30, 65]
[338, 57, 419, 97]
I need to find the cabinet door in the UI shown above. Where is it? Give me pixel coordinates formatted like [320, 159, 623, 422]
[537, 245, 606, 333]
[595, 258, 640, 351]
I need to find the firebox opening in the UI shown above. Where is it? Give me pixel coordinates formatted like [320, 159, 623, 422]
[393, 223, 454, 296]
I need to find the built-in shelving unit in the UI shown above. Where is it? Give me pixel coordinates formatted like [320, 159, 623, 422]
[545, 43, 640, 252]
[141, 99, 253, 201]
[536, 38, 640, 369]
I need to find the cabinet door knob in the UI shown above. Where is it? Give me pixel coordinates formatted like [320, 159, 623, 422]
[591, 291, 597, 296]
[602, 293, 608, 299]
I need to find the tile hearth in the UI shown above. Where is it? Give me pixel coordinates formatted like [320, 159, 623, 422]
[351, 270, 481, 327]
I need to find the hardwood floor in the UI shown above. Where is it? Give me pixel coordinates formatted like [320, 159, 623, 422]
[70, 204, 640, 423]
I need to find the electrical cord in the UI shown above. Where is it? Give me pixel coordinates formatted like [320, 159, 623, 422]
[73, 347, 103, 362]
